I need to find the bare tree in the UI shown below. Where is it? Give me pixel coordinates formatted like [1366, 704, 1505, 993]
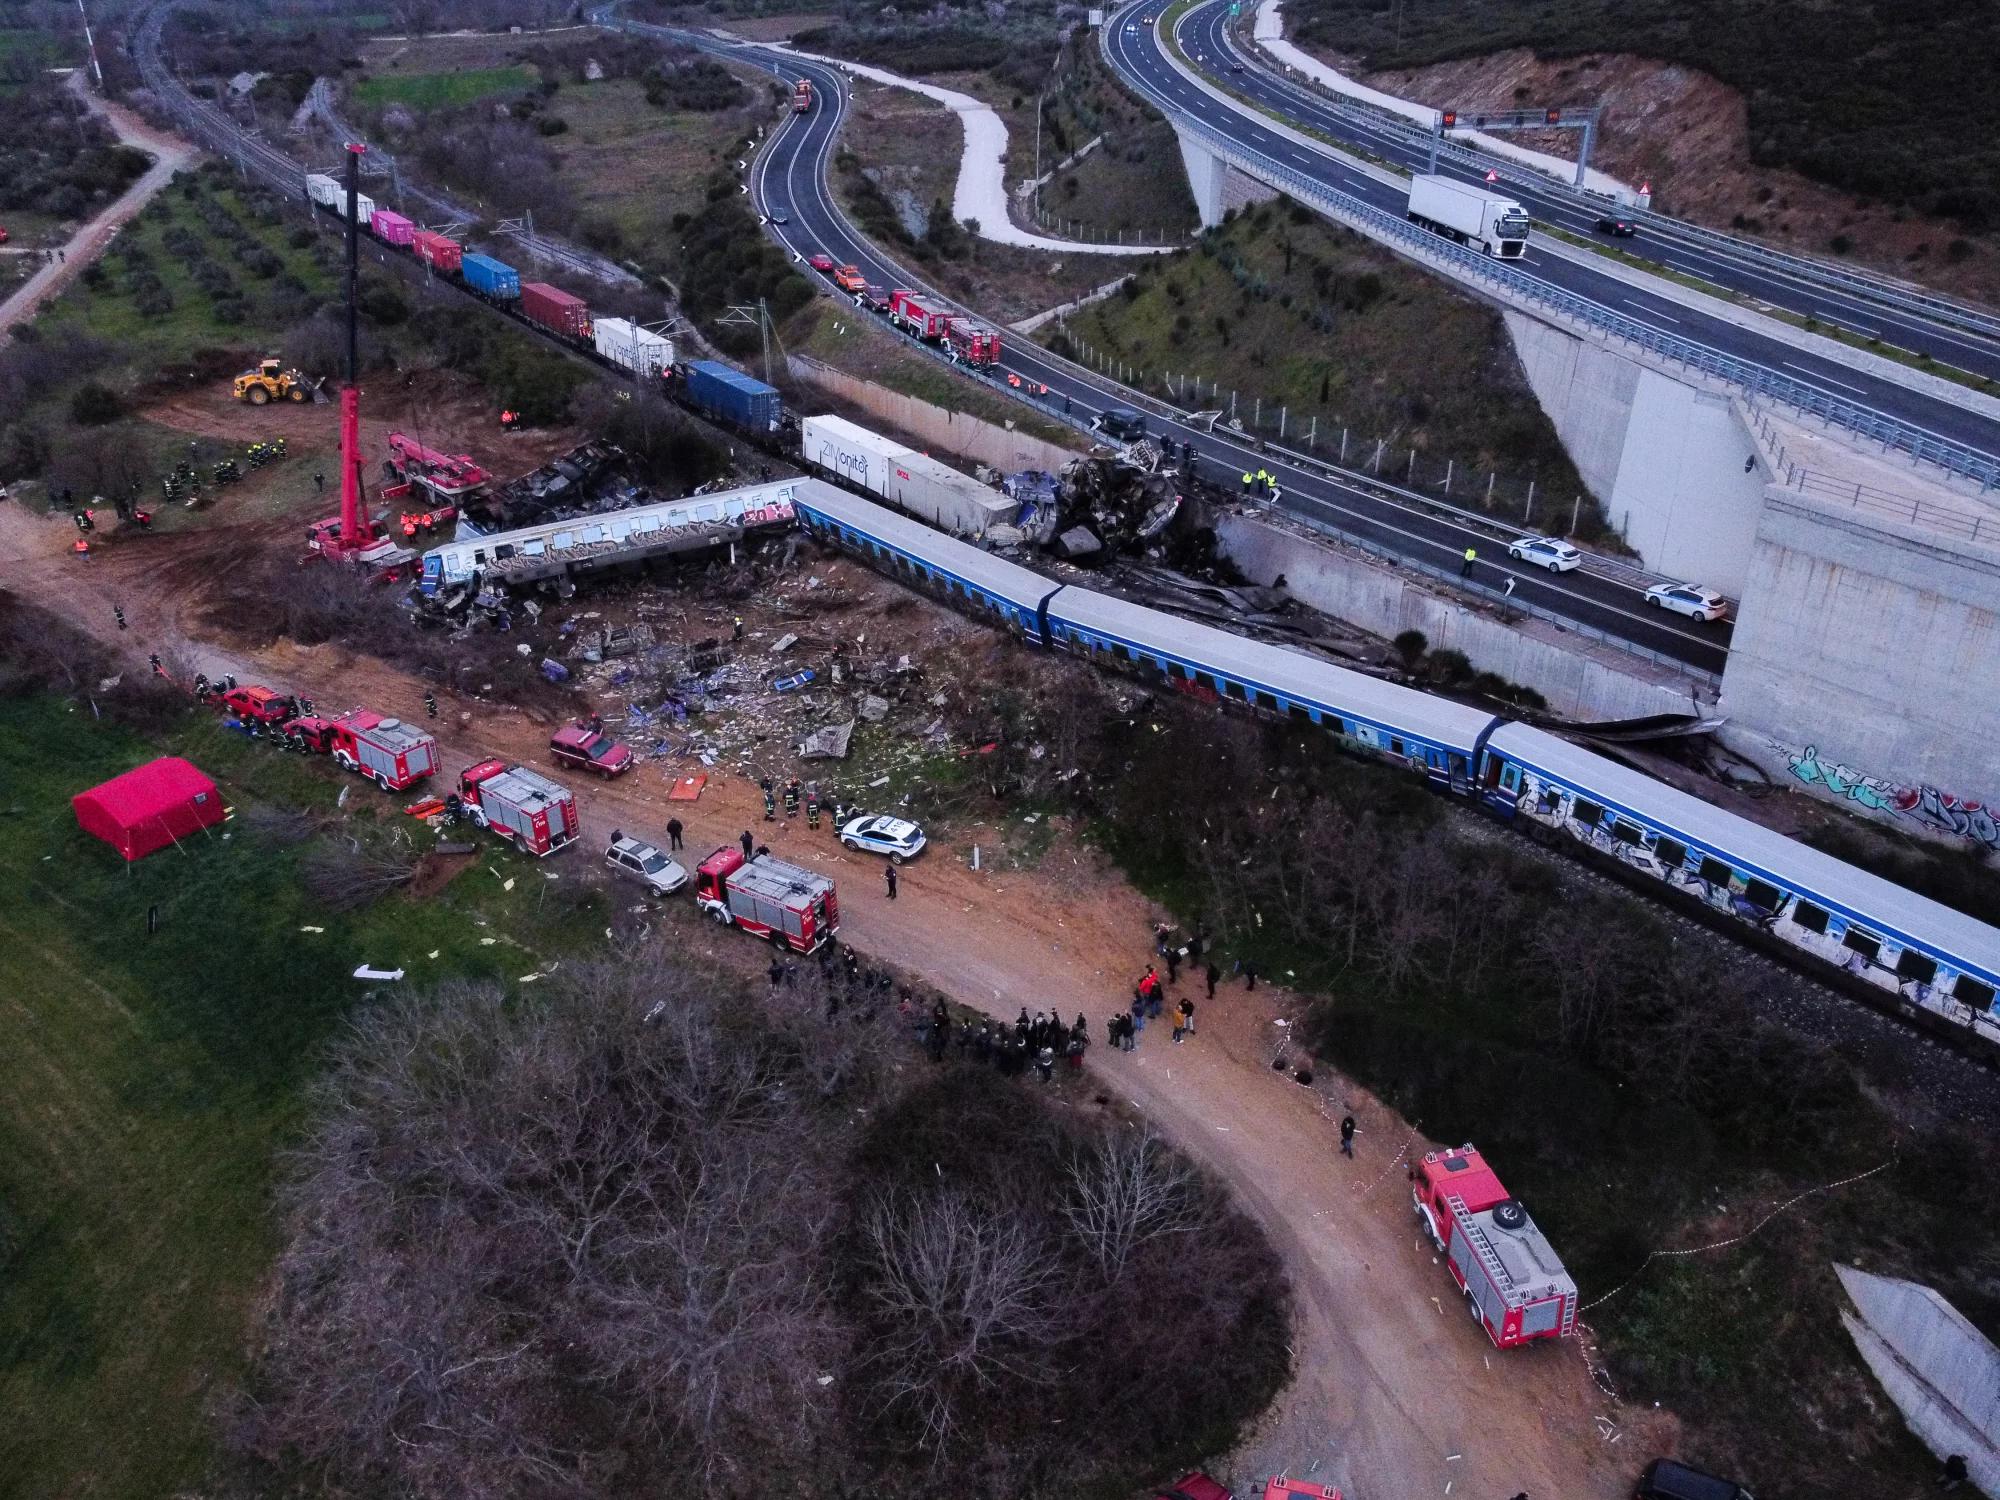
[860, 1190, 1064, 1456]
[1060, 1125, 1201, 1281]
[300, 839, 416, 912]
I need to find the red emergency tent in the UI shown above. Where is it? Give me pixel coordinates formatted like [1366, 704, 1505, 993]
[72, 757, 225, 861]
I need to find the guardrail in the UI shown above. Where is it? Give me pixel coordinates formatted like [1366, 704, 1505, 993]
[1110, 18, 2000, 493]
[1221, 11, 2000, 344]
[1744, 407, 2000, 546]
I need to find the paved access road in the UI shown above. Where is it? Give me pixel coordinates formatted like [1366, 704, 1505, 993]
[639, 29, 1732, 678]
[1123, 1, 2000, 460]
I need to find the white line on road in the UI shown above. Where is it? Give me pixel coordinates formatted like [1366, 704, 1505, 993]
[1815, 308, 1882, 338]
[1780, 361, 1870, 395]
[1622, 298, 1679, 324]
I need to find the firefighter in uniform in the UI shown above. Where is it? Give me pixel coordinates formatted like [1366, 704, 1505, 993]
[783, 779, 800, 819]
[762, 776, 777, 821]
[425, 690, 438, 718]
[806, 784, 821, 830]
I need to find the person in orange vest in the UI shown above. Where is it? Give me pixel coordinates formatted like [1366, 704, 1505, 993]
[72, 538, 89, 559]
[500, 409, 518, 432]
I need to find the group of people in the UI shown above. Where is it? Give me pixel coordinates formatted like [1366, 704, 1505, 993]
[913, 1001, 1088, 1082]
[759, 774, 833, 829]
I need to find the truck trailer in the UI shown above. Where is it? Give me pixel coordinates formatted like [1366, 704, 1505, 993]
[457, 760, 579, 856]
[1406, 174, 1530, 258]
[1411, 1144, 1576, 1348]
[694, 846, 839, 952]
[800, 413, 1016, 538]
[594, 317, 674, 379]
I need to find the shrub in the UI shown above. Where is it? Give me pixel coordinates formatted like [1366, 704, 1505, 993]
[69, 382, 123, 426]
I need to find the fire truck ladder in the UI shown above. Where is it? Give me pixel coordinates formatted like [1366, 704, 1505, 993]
[1445, 1194, 1513, 1302]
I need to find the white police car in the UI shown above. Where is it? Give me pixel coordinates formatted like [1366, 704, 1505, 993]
[1507, 535, 1582, 573]
[1644, 582, 1731, 622]
[604, 832, 688, 895]
[839, 814, 927, 863]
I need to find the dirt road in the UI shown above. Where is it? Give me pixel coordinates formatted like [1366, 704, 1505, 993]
[0, 77, 198, 335]
[0, 505, 1659, 1500]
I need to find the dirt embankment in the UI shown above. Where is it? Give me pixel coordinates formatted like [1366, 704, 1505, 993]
[0, 493, 1656, 1500]
[1357, 48, 2000, 307]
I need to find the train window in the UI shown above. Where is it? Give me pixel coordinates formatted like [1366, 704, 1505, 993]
[1791, 901, 1829, 934]
[1255, 690, 1278, 710]
[1896, 950, 1938, 985]
[1572, 799, 1604, 826]
[1287, 703, 1312, 723]
[1955, 977, 1996, 1011]
[472, 549, 488, 565]
[1389, 738, 1404, 756]
[1697, 856, 1734, 887]
[1224, 680, 1248, 701]
[1843, 927, 1882, 964]
[1195, 672, 1218, 692]
[1742, 878, 1782, 913]
[1612, 821, 1643, 845]
[1166, 662, 1188, 680]
[494, 544, 516, 560]
[523, 539, 545, 555]
[1500, 763, 1520, 792]
[1652, 836, 1685, 869]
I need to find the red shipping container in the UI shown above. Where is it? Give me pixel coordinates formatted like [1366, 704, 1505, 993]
[520, 281, 591, 340]
[411, 229, 462, 273]
[371, 208, 415, 246]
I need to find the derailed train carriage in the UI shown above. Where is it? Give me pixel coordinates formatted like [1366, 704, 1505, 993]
[788, 482, 2000, 1057]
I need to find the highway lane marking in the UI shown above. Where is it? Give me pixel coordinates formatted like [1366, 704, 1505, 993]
[1622, 298, 1680, 324]
[1780, 361, 1870, 396]
[1814, 308, 1883, 338]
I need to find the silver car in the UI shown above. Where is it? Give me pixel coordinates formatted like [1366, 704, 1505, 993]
[839, 813, 927, 863]
[605, 833, 688, 895]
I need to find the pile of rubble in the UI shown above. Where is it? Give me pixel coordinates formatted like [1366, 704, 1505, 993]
[459, 441, 633, 531]
[989, 454, 1194, 562]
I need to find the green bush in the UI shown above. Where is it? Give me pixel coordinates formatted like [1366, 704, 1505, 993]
[68, 381, 122, 426]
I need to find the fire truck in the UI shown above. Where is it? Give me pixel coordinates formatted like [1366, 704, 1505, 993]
[945, 320, 1001, 365]
[1411, 1144, 1577, 1348]
[456, 760, 579, 856]
[693, 846, 839, 953]
[888, 289, 955, 341]
[282, 709, 440, 791]
[793, 79, 813, 112]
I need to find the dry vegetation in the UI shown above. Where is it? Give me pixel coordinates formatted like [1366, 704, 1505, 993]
[230, 952, 1290, 1499]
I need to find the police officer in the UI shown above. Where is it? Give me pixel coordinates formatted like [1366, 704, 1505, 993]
[1241, 470, 1254, 494]
[1461, 546, 1477, 579]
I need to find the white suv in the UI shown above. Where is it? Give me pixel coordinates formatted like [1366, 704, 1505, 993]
[605, 833, 688, 895]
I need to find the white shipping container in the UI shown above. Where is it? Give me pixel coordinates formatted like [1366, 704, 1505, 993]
[801, 414, 1014, 538]
[305, 172, 374, 226]
[592, 317, 674, 379]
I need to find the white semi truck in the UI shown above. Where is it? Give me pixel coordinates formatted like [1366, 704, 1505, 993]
[1406, 174, 1530, 258]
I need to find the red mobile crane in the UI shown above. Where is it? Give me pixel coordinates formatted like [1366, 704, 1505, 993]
[381, 432, 489, 536]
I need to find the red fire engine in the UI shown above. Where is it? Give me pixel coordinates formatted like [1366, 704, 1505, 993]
[1412, 1144, 1577, 1348]
[693, 847, 839, 953]
[888, 289, 954, 340]
[946, 320, 1001, 365]
[793, 78, 813, 112]
[456, 760, 579, 856]
[284, 709, 439, 791]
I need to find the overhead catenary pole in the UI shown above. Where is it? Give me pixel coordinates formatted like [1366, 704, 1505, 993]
[340, 141, 366, 548]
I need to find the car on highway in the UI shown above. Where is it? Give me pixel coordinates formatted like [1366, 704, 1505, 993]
[1644, 582, 1730, 622]
[550, 722, 634, 777]
[1508, 535, 1582, 572]
[859, 282, 892, 311]
[808, 252, 836, 272]
[839, 813, 927, 862]
[1230, 61, 1245, 71]
[1595, 215, 1637, 237]
[769, 208, 789, 225]
[604, 832, 688, 896]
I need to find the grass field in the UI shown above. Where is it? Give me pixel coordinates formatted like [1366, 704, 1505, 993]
[347, 65, 538, 111]
[1044, 201, 1601, 538]
[0, 695, 610, 1499]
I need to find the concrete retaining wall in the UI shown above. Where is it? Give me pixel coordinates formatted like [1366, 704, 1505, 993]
[787, 356, 1084, 474]
[1506, 312, 1767, 596]
[1717, 489, 2000, 852]
[1216, 511, 1709, 721]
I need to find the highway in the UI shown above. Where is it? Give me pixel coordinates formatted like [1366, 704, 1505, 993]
[1183, 2, 2000, 377]
[1109, 0, 2000, 466]
[601, 23, 1734, 678]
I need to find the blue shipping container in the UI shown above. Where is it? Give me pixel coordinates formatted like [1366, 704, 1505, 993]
[461, 252, 520, 300]
[686, 360, 780, 431]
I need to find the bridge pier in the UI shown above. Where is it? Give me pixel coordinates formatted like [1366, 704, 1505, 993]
[1173, 124, 1277, 228]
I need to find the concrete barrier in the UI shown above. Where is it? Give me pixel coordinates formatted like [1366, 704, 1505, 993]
[1837, 1264, 2000, 1497]
[787, 355, 1085, 475]
[1215, 511, 1709, 721]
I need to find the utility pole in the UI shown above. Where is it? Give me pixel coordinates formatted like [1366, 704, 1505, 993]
[75, 0, 103, 89]
[340, 142, 366, 549]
